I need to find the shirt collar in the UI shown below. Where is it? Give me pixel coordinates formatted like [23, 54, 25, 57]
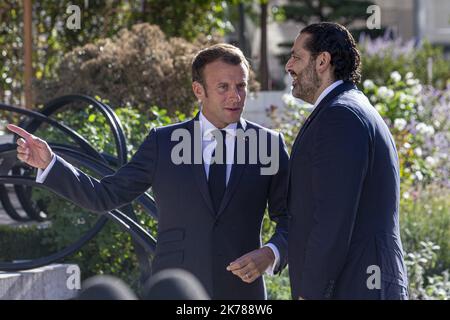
[199, 111, 244, 140]
[313, 80, 344, 109]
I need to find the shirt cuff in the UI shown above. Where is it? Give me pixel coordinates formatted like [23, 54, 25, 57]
[36, 153, 56, 184]
[263, 243, 280, 276]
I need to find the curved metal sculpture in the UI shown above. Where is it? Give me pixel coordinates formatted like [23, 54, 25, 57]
[0, 95, 157, 285]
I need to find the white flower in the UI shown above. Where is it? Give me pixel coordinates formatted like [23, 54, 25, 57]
[398, 92, 408, 103]
[415, 171, 424, 181]
[390, 71, 402, 83]
[404, 142, 411, 149]
[394, 118, 407, 131]
[282, 93, 295, 105]
[282, 93, 312, 109]
[411, 84, 423, 95]
[416, 123, 427, 134]
[377, 86, 388, 98]
[377, 86, 394, 100]
[426, 156, 436, 166]
[405, 72, 414, 80]
[414, 147, 423, 157]
[370, 95, 377, 103]
[406, 78, 419, 86]
[403, 191, 410, 199]
[363, 79, 375, 90]
[416, 123, 435, 136]
[386, 89, 395, 99]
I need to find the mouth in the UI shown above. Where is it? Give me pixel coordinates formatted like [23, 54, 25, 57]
[224, 107, 241, 113]
[289, 72, 298, 86]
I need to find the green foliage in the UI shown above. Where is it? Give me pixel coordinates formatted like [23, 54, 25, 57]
[261, 213, 291, 299]
[35, 23, 214, 116]
[281, 0, 375, 27]
[405, 241, 450, 300]
[138, 0, 234, 41]
[275, 0, 382, 64]
[264, 268, 291, 300]
[361, 72, 449, 189]
[268, 95, 312, 152]
[0, 1, 235, 107]
[0, 224, 52, 261]
[35, 22, 259, 117]
[360, 39, 450, 90]
[400, 185, 450, 277]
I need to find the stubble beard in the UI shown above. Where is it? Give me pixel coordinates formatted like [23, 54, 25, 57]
[293, 61, 321, 104]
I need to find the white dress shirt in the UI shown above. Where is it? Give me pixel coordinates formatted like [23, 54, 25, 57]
[199, 112, 238, 185]
[312, 80, 344, 110]
[37, 111, 281, 275]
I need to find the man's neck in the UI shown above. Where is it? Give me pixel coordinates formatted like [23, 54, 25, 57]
[312, 78, 334, 103]
[312, 79, 343, 108]
[199, 111, 238, 135]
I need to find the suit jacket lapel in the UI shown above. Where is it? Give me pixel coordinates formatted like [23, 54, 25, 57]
[188, 113, 216, 216]
[290, 81, 356, 156]
[216, 118, 247, 218]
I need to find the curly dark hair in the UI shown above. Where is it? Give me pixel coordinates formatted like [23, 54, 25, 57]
[301, 22, 361, 84]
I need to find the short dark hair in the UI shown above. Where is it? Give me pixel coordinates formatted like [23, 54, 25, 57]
[191, 43, 249, 85]
[300, 22, 361, 84]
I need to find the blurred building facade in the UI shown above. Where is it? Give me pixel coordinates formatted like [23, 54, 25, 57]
[243, 0, 450, 91]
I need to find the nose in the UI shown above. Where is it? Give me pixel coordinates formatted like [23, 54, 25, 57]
[229, 87, 241, 102]
[285, 58, 293, 73]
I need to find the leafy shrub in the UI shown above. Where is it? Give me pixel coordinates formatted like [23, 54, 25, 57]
[35, 23, 259, 117]
[0, 224, 51, 261]
[406, 241, 450, 300]
[361, 73, 449, 189]
[359, 35, 450, 90]
[35, 24, 211, 116]
[401, 185, 450, 277]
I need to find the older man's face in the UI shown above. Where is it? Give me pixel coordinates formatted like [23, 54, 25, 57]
[285, 33, 321, 104]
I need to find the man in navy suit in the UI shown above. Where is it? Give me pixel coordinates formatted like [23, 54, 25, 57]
[8, 44, 289, 299]
[285, 22, 408, 299]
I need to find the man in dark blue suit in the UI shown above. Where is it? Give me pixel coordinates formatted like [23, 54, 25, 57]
[8, 44, 289, 299]
[285, 22, 408, 299]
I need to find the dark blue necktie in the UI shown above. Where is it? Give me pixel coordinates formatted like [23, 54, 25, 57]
[208, 129, 227, 213]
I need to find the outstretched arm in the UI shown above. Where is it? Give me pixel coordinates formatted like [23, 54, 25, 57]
[7, 124, 158, 213]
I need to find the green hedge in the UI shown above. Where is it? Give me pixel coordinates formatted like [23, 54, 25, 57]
[0, 224, 51, 261]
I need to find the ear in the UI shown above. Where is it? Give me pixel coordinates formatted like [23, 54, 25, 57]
[192, 81, 205, 101]
[315, 51, 332, 73]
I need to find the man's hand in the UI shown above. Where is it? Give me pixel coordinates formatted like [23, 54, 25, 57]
[7, 124, 53, 170]
[226, 247, 275, 283]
